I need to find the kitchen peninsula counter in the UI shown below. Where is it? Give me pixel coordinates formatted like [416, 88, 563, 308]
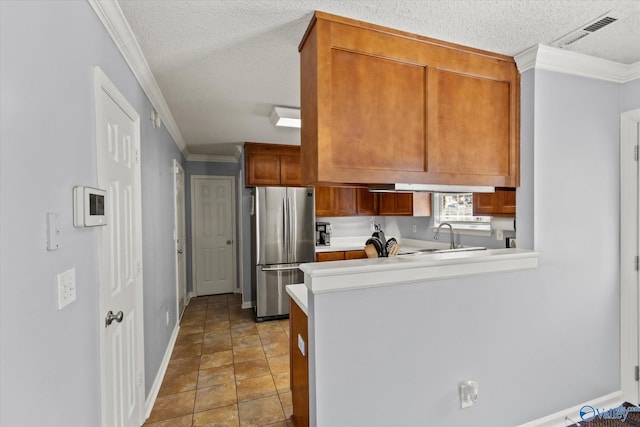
[301, 248, 539, 294]
[286, 248, 539, 427]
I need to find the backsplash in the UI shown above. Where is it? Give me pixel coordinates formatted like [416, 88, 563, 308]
[319, 215, 514, 249]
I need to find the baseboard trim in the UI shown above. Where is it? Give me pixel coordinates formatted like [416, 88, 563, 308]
[144, 323, 180, 420]
[518, 391, 624, 427]
[241, 301, 253, 309]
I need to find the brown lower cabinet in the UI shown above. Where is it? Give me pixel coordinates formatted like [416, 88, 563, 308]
[290, 298, 309, 427]
[316, 250, 366, 262]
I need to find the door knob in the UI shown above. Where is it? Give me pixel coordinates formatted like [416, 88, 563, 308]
[105, 310, 124, 328]
[226, 240, 232, 245]
[177, 249, 183, 254]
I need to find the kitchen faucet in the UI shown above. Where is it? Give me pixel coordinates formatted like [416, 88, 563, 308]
[434, 222, 456, 249]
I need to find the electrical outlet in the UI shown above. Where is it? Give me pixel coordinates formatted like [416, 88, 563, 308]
[496, 229, 504, 241]
[166, 310, 170, 326]
[459, 380, 479, 409]
[412, 224, 417, 233]
[57, 268, 76, 310]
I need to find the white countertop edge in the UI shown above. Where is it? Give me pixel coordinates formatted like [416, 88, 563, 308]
[285, 283, 308, 315]
[300, 249, 539, 294]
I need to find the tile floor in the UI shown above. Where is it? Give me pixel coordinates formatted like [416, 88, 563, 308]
[144, 293, 293, 427]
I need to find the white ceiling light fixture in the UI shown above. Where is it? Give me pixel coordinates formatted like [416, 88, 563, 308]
[270, 106, 301, 128]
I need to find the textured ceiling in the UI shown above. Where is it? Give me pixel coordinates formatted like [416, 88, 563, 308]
[117, 0, 640, 156]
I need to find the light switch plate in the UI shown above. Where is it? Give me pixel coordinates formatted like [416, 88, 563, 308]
[297, 334, 306, 356]
[47, 212, 62, 250]
[57, 268, 76, 310]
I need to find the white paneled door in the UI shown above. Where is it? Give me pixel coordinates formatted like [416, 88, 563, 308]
[192, 176, 236, 295]
[95, 68, 145, 427]
[174, 160, 187, 318]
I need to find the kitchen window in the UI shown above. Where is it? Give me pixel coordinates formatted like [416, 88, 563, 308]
[432, 193, 491, 235]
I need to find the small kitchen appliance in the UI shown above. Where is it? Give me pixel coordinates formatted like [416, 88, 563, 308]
[315, 222, 331, 246]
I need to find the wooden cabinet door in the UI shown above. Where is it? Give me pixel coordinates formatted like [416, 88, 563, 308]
[290, 298, 309, 427]
[473, 188, 516, 216]
[315, 187, 356, 217]
[316, 251, 346, 262]
[378, 193, 431, 216]
[427, 68, 518, 187]
[247, 153, 281, 186]
[356, 188, 378, 215]
[344, 250, 366, 260]
[280, 153, 302, 186]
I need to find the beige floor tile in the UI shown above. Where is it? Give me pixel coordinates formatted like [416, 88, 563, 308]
[233, 346, 266, 363]
[194, 382, 238, 412]
[192, 404, 239, 427]
[279, 391, 293, 419]
[204, 320, 230, 332]
[158, 368, 199, 396]
[206, 311, 230, 322]
[180, 324, 206, 335]
[258, 330, 288, 345]
[267, 355, 290, 374]
[231, 324, 258, 338]
[234, 359, 271, 381]
[230, 317, 256, 328]
[203, 330, 231, 343]
[175, 332, 204, 346]
[238, 395, 286, 427]
[171, 343, 202, 360]
[200, 350, 234, 370]
[256, 322, 284, 335]
[263, 340, 289, 359]
[236, 375, 277, 402]
[262, 422, 289, 427]
[143, 414, 193, 427]
[198, 364, 235, 388]
[202, 340, 233, 354]
[232, 334, 261, 349]
[273, 372, 290, 393]
[146, 390, 195, 423]
[167, 356, 201, 374]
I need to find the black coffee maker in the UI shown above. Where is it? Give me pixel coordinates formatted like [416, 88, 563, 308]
[315, 222, 331, 246]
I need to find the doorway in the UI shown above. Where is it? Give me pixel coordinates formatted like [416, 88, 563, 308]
[174, 160, 187, 319]
[94, 67, 145, 427]
[191, 175, 237, 296]
[621, 107, 640, 405]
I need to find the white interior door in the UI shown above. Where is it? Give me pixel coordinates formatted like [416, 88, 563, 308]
[174, 160, 187, 319]
[621, 108, 640, 405]
[192, 176, 236, 295]
[95, 67, 145, 427]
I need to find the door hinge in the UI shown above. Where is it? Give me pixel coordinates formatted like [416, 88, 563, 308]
[635, 255, 639, 271]
[634, 145, 639, 161]
[635, 365, 639, 381]
[135, 149, 140, 164]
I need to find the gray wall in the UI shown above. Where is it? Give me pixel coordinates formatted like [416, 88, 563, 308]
[0, 1, 184, 425]
[185, 161, 240, 296]
[310, 70, 633, 426]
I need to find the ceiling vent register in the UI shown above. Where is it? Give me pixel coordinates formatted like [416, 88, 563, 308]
[551, 11, 623, 48]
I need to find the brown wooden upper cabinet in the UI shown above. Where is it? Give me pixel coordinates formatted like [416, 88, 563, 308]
[378, 193, 432, 216]
[473, 188, 516, 217]
[315, 187, 357, 217]
[299, 12, 520, 188]
[245, 142, 302, 187]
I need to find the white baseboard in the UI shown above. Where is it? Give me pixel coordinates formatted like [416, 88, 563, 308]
[144, 323, 180, 420]
[241, 301, 253, 309]
[518, 391, 624, 427]
[185, 291, 193, 306]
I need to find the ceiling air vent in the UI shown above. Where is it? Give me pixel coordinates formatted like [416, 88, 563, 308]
[551, 11, 623, 48]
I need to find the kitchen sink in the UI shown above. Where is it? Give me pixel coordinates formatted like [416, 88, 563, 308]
[399, 247, 486, 256]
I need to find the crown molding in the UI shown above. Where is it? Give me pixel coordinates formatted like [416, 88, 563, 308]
[515, 44, 640, 83]
[88, 0, 190, 158]
[187, 154, 239, 163]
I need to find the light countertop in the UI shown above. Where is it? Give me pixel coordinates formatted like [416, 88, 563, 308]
[285, 283, 308, 314]
[315, 236, 449, 253]
[301, 248, 539, 294]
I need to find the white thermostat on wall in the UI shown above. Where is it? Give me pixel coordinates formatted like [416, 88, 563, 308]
[73, 186, 107, 227]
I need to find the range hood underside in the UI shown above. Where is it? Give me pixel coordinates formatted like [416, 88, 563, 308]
[368, 183, 495, 193]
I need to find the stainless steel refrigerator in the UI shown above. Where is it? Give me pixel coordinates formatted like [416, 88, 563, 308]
[251, 187, 315, 321]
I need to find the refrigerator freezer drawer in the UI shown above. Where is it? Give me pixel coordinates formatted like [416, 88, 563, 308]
[255, 264, 303, 320]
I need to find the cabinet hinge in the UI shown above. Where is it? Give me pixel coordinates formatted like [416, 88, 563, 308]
[635, 256, 639, 271]
[635, 365, 639, 381]
[634, 145, 639, 161]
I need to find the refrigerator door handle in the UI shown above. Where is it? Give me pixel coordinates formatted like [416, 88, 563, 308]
[260, 265, 301, 272]
[282, 197, 288, 260]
